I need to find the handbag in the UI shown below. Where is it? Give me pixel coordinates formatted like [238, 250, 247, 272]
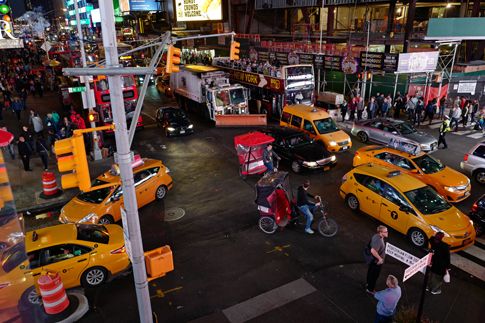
[443, 270, 450, 283]
[363, 241, 373, 265]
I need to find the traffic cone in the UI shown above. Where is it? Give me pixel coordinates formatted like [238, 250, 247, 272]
[40, 171, 63, 199]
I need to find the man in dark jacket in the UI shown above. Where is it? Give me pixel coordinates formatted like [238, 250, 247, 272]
[18, 136, 32, 171]
[297, 179, 319, 234]
[427, 232, 451, 295]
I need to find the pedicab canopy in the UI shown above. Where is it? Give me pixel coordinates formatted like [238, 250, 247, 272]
[234, 131, 275, 148]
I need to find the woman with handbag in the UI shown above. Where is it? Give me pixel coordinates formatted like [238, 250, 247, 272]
[427, 232, 451, 295]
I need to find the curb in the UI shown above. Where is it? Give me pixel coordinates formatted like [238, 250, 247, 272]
[17, 198, 70, 214]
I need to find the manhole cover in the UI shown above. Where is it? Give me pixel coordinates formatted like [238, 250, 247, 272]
[165, 207, 185, 222]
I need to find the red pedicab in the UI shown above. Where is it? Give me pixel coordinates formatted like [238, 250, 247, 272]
[234, 131, 275, 178]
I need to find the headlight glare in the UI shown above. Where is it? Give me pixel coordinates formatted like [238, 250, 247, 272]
[167, 127, 176, 132]
[329, 141, 337, 146]
[79, 213, 98, 224]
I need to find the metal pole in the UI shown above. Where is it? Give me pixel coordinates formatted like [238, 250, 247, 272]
[74, 0, 102, 161]
[128, 34, 170, 146]
[319, 1, 325, 53]
[98, 1, 153, 322]
[416, 257, 432, 323]
[393, 73, 399, 100]
[369, 73, 374, 99]
[343, 73, 347, 97]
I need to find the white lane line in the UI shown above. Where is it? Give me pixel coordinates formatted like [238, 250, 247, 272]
[429, 123, 442, 129]
[462, 244, 485, 261]
[452, 130, 473, 136]
[467, 132, 484, 139]
[222, 278, 316, 323]
[142, 112, 157, 121]
[451, 253, 485, 281]
[476, 237, 485, 245]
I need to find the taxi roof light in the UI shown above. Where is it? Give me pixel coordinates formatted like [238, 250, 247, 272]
[387, 170, 401, 178]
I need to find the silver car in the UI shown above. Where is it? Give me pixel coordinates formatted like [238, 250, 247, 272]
[460, 141, 485, 184]
[351, 118, 438, 152]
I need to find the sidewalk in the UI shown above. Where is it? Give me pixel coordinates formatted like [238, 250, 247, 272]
[1, 91, 113, 213]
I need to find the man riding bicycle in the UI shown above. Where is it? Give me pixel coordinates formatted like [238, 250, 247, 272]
[297, 180, 320, 234]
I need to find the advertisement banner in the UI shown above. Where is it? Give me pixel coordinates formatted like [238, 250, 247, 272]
[314, 54, 324, 70]
[359, 52, 384, 71]
[397, 51, 439, 73]
[175, 0, 223, 22]
[324, 55, 342, 70]
[129, 0, 159, 11]
[383, 53, 398, 72]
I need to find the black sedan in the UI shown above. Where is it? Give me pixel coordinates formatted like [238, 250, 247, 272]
[155, 107, 194, 137]
[470, 194, 485, 236]
[260, 127, 337, 173]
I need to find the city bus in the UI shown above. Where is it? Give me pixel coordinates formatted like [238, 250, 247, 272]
[92, 75, 143, 131]
[213, 59, 315, 118]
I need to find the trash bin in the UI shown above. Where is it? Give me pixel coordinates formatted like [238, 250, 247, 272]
[144, 245, 174, 280]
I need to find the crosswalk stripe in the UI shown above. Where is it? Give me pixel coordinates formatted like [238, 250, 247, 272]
[467, 133, 484, 139]
[462, 245, 485, 261]
[476, 237, 485, 245]
[429, 123, 442, 129]
[452, 130, 474, 136]
[451, 253, 485, 281]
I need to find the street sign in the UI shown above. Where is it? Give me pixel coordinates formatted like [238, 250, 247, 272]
[120, 207, 133, 262]
[68, 86, 86, 93]
[386, 243, 425, 274]
[403, 253, 432, 282]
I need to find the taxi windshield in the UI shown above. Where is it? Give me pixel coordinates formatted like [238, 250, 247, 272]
[395, 123, 416, 135]
[404, 186, 451, 215]
[77, 179, 112, 204]
[314, 118, 338, 134]
[412, 155, 445, 174]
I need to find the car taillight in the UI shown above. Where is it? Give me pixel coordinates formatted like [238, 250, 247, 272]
[111, 245, 126, 254]
[0, 282, 10, 289]
[464, 154, 469, 161]
[471, 202, 478, 213]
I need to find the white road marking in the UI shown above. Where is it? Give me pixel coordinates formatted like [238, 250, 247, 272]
[222, 278, 316, 323]
[461, 244, 485, 262]
[467, 132, 484, 139]
[451, 253, 485, 281]
[429, 123, 442, 129]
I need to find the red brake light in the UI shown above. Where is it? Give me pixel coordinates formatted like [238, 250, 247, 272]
[471, 202, 478, 212]
[354, 151, 359, 156]
[464, 154, 469, 161]
[111, 245, 126, 254]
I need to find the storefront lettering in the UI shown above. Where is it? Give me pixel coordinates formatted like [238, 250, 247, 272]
[270, 78, 281, 90]
[233, 71, 260, 85]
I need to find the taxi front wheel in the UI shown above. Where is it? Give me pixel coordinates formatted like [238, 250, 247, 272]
[408, 228, 428, 248]
[156, 185, 168, 200]
[346, 194, 360, 212]
[82, 267, 107, 288]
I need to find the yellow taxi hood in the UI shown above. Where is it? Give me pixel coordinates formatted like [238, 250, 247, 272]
[61, 197, 105, 223]
[321, 130, 350, 141]
[425, 206, 471, 233]
[426, 167, 470, 187]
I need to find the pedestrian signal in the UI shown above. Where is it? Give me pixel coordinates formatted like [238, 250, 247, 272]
[88, 111, 99, 123]
[165, 45, 181, 74]
[230, 41, 240, 61]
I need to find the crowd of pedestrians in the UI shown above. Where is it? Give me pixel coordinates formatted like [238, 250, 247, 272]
[0, 50, 88, 173]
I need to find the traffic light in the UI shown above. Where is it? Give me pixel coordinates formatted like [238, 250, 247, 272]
[230, 41, 240, 60]
[165, 45, 181, 74]
[54, 133, 91, 192]
[88, 111, 99, 122]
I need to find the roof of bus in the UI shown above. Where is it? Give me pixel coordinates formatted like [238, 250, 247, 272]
[283, 104, 330, 118]
[183, 65, 221, 73]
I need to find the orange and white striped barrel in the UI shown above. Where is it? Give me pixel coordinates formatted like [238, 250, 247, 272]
[41, 171, 59, 197]
[38, 271, 70, 315]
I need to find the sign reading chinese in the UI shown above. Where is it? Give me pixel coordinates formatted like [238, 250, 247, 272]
[175, 0, 223, 22]
[397, 51, 439, 74]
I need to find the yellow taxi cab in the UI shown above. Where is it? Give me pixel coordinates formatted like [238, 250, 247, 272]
[0, 223, 129, 312]
[339, 164, 475, 251]
[60, 158, 173, 224]
[353, 145, 471, 202]
[280, 104, 352, 152]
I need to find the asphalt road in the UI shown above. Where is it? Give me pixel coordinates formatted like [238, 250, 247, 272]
[26, 86, 485, 323]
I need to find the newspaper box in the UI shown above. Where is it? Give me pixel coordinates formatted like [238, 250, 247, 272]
[144, 245, 174, 280]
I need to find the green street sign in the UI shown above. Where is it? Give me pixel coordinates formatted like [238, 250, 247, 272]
[68, 86, 86, 93]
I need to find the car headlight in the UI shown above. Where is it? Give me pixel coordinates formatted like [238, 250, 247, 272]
[330, 155, 336, 162]
[303, 161, 318, 167]
[59, 214, 69, 224]
[188, 124, 194, 129]
[167, 127, 176, 132]
[444, 186, 457, 192]
[430, 225, 450, 237]
[329, 141, 337, 146]
[79, 213, 99, 224]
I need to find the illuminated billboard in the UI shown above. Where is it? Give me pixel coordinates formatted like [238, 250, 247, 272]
[128, 0, 159, 11]
[175, 0, 223, 22]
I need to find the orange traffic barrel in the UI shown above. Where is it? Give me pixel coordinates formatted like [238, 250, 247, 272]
[38, 271, 70, 315]
[40, 171, 62, 199]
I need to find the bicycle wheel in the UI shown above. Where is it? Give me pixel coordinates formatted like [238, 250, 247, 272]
[317, 217, 338, 237]
[258, 216, 277, 234]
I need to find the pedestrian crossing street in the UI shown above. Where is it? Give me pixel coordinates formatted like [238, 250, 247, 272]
[422, 119, 484, 139]
[452, 237, 485, 282]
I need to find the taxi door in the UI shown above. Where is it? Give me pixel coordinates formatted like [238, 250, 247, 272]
[378, 184, 409, 234]
[357, 176, 383, 219]
[134, 169, 154, 207]
[41, 244, 91, 288]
